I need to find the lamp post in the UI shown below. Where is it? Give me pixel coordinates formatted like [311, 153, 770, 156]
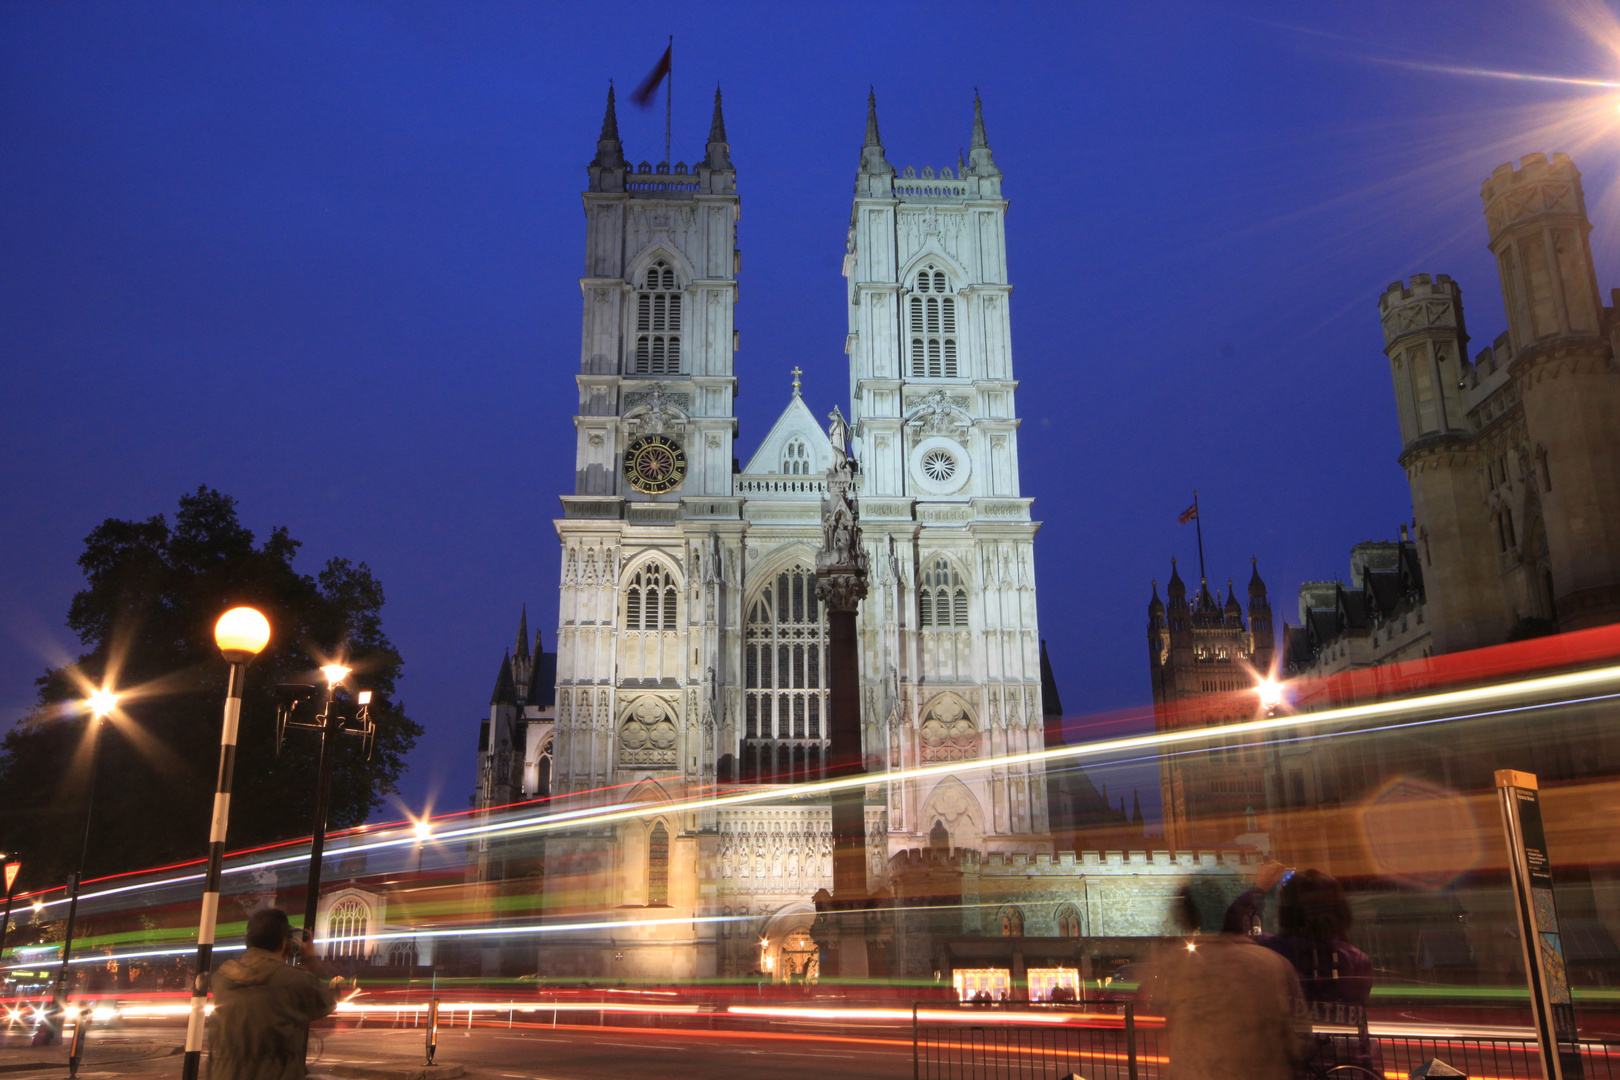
[274, 666, 375, 956]
[412, 816, 431, 873]
[41, 689, 118, 1044]
[180, 606, 270, 1080]
[0, 858, 19, 983]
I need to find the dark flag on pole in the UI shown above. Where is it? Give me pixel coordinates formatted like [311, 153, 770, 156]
[1178, 502, 1198, 524]
[631, 44, 672, 107]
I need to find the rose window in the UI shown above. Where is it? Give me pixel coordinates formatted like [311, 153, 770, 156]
[922, 449, 957, 482]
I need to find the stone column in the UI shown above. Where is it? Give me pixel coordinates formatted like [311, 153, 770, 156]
[815, 407, 871, 980]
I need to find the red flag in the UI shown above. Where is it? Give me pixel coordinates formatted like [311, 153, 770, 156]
[1178, 503, 1198, 524]
[631, 45, 671, 108]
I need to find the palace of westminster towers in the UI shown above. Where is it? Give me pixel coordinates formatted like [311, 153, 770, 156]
[474, 86, 1051, 978]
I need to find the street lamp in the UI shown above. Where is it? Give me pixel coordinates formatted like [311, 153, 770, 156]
[1255, 676, 1285, 716]
[43, 689, 118, 1043]
[180, 605, 270, 1080]
[411, 814, 431, 872]
[274, 662, 376, 960]
[0, 857, 19, 981]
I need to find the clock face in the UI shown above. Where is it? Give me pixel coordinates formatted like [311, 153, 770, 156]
[623, 434, 687, 494]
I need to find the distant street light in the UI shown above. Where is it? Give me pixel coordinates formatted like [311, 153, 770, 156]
[412, 814, 431, 872]
[43, 688, 119, 1043]
[275, 661, 376, 962]
[1255, 677, 1286, 716]
[0, 857, 20, 985]
[180, 606, 270, 1080]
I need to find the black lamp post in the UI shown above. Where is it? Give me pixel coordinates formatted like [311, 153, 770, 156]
[274, 665, 376, 954]
[42, 689, 118, 1044]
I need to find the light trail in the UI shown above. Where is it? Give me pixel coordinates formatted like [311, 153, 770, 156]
[15, 659, 1620, 936]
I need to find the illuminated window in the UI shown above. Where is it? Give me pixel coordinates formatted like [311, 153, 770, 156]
[326, 899, 368, 959]
[781, 439, 811, 475]
[997, 905, 1025, 937]
[633, 261, 681, 375]
[743, 565, 827, 782]
[1055, 904, 1082, 938]
[625, 562, 678, 631]
[908, 266, 959, 379]
[919, 558, 969, 628]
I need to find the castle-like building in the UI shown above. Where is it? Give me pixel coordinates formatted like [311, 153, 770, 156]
[1285, 152, 1620, 679]
[472, 86, 1057, 981]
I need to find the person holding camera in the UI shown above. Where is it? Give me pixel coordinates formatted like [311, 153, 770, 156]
[209, 908, 341, 1080]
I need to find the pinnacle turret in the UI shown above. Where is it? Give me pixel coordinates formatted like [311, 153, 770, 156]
[490, 650, 517, 706]
[515, 605, 530, 661]
[1148, 580, 1165, 617]
[706, 86, 732, 170]
[1248, 557, 1268, 602]
[966, 89, 1001, 178]
[588, 83, 627, 191]
[856, 88, 895, 183]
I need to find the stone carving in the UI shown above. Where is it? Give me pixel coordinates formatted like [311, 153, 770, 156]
[905, 389, 972, 438]
[619, 696, 678, 768]
[816, 405, 870, 612]
[624, 384, 690, 437]
[921, 696, 979, 762]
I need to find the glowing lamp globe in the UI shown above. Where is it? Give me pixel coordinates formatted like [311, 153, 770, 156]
[86, 689, 120, 719]
[215, 607, 271, 664]
[320, 663, 351, 687]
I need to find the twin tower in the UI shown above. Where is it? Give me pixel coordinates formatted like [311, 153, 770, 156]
[1383, 153, 1620, 649]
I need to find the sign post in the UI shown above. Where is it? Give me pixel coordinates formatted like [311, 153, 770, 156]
[1496, 769, 1583, 1080]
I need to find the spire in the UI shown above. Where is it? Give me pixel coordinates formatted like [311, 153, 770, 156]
[966, 88, 1001, 178]
[1131, 790, 1143, 825]
[600, 83, 620, 143]
[708, 85, 727, 143]
[1167, 557, 1186, 597]
[1249, 557, 1269, 602]
[705, 85, 732, 170]
[515, 606, 530, 661]
[856, 87, 895, 183]
[589, 83, 627, 189]
[490, 650, 517, 706]
[1148, 580, 1165, 616]
[1225, 581, 1241, 613]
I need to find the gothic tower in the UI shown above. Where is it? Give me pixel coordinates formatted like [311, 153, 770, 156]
[553, 85, 741, 806]
[1482, 153, 1620, 630]
[846, 91, 1049, 854]
[1380, 274, 1507, 651]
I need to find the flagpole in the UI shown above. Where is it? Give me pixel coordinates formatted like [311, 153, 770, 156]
[664, 35, 672, 167]
[1193, 490, 1207, 585]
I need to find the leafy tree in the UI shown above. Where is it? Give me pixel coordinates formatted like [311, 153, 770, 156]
[0, 487, 422, 894]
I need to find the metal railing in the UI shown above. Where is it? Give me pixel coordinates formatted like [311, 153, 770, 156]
[913, 1003, 1157, 1080]
[913, 1001, 1620, 1080]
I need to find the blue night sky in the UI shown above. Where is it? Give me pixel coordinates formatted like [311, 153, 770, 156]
[5, 3, 1620, 823]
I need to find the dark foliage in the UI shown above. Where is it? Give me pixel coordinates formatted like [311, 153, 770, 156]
[0, 487, 422, 895]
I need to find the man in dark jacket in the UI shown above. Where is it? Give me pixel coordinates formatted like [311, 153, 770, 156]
[210, 908, 339, 1080]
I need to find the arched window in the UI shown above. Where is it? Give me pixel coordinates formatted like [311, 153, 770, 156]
[781, 439, 810, 475]
[908, 266, 959, 379]
[647, 821, 670, 905]
[1055, 904, 1082, 939]
[919, 558, 969, 628]
[625, 562, 678, 631]
[327, 898, 368, 959]
[997, 906, 1025, 938]
[743, 564, 828, 782]
[383, 940, 419, 968]
[633, 260, 681, 375]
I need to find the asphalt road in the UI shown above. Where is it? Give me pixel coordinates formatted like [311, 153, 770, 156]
[0, 1024, 921, 1080]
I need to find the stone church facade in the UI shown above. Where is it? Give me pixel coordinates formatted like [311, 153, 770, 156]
[480, 87, 1056, 982]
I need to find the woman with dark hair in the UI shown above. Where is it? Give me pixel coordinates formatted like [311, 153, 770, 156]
[1262, 870, 1377, 1076]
